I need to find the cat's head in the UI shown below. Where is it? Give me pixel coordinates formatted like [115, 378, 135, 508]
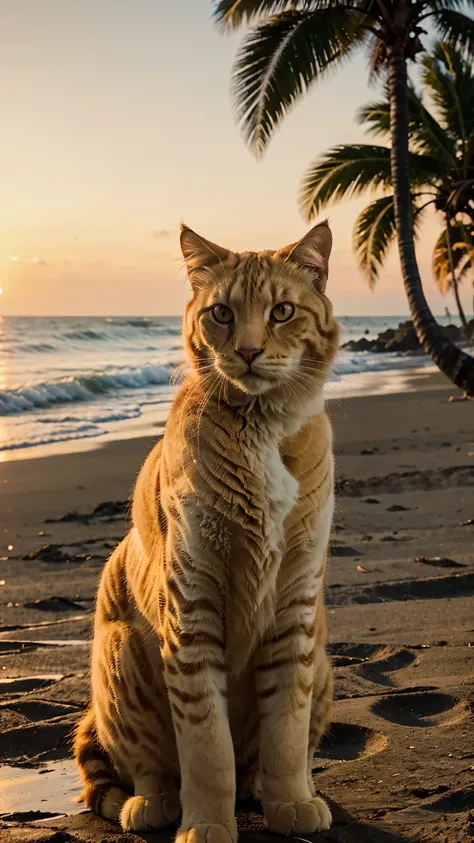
[181, 222, 339, 400]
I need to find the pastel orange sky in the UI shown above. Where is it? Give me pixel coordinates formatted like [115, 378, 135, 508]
[1, 0, 470, 317]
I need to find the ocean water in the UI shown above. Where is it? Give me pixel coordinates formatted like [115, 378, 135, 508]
[0, 314, 462, 460]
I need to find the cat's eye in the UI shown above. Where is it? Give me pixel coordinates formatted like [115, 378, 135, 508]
[270, 302, 295, 323]
[212, 304, 234, 324]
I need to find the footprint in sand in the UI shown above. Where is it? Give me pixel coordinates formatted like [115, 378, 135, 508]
[314, 721, 388, 769]
[372, 690, 469, 728]
[329, 642, 416, 682]
[328, 641, 385, 666]
[422, 787, 474, 814]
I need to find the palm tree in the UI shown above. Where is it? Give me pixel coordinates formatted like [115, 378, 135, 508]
[299, 42, 474, 334]
[433, 222, 474, 332]
[212, 0, 474, 395]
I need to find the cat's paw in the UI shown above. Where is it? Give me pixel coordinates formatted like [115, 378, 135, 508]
[264, 796, 332, 835]
[120, 792, 180, 832]
[176, 820, 238, 843]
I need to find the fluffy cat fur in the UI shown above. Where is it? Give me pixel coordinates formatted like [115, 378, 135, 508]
[74, 221, 340, 841]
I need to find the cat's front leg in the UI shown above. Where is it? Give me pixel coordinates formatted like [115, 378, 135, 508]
[161, 558, 237, 843]
[255, 586, 332, 835]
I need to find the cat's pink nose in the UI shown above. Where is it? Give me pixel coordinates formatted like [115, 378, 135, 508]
[236, 347, 263, 366]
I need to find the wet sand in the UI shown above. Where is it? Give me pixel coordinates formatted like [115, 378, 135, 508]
[1, 371, 474, 842]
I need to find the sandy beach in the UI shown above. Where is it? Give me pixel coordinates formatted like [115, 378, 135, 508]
[1, 371, 473, 842]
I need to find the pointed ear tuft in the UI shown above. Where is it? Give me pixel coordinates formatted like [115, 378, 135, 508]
[275, 221, 332, 292]
[180, 224, 231, 282]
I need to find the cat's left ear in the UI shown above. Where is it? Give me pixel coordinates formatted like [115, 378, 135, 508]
[275, 221, 332, 292]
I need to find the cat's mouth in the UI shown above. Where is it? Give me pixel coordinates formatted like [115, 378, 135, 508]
[216, 363, 273, 394]
[215, 354, 297, 395]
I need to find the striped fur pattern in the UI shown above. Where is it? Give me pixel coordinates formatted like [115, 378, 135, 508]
[74, 222, 340, 841]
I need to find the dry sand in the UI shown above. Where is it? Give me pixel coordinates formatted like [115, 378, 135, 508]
[1, 371, 473, 842]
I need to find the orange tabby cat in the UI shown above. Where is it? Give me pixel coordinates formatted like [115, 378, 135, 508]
[74, 222, 339, 841]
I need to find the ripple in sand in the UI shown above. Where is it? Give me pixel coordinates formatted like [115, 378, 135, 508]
[0, 638, 88, 650]
[0, 675, 63, 695]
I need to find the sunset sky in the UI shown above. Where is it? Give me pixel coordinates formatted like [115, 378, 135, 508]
[1, 0, 470, 317]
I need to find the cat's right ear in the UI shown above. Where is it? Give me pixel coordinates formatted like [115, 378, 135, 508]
[180, 224, 231, 290]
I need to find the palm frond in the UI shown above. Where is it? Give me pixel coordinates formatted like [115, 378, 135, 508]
[231, 8, 363, 156]
[300, 145, 393, 220]
[357, 86, 455, 166]
[357, 98, 391, 139]
[212, 1, 294, 29]
[432, 9, 474, 58]
[353, 195, 427, 288]
[457, 256, 474, 284]
[353, 195, 396, 288]
[405, 85, 456, 164]
[211, 1, 330, 29]
[433, 229, 453, 294]
[428, 0, 474, 12]
[422, 42, 474, 155]
[299, 144, 441, 220]
[432, 222, 474, 294]
[366, 33, 388, 77]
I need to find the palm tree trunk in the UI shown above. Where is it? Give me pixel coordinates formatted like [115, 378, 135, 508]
[388, 41, 474, 395]
[445, 216, 469, 335]
[452, 277, 469, 334]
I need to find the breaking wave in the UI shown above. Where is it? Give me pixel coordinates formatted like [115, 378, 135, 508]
[0, 364, 174, 415]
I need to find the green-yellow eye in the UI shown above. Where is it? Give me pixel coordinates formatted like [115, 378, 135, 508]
[212, 304, 234, 324]
[271, 302, 295, 323]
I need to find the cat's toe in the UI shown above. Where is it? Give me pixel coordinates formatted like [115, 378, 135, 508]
[120, 792, 180, 831]
[176, 820, 237, 843]
[264, 796, 332, 835]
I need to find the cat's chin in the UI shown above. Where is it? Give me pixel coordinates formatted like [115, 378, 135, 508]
[220, 371, 274, 396]
[232, 374, 273, 395]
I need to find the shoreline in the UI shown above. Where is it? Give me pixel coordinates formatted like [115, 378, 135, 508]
[0, 372, 467, 532]
[0, 366, 453, 465]
[3, 310, 470, 463]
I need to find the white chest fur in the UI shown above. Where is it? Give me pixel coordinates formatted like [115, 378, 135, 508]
[226, 437, 299, 661]
[259, 440, 299, 552]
